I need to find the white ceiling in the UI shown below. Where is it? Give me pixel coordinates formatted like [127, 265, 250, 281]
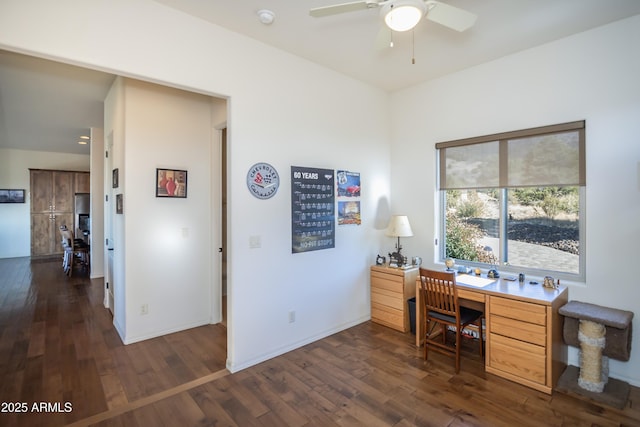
[1, 0, 639, 155]
[154, 0, 640, 91]
[0, 50, 115, 155]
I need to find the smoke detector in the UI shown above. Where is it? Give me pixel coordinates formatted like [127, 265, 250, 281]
[257, 9, 275, 25]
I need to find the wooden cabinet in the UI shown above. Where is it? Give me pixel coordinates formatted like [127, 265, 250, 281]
[29, 169, 89, 258]
[31, 212, 74, 256]
[31, 170, 74, 213]
[370, 265, 418, 333]
[486, 293, 568, 394]
[75, 172, 91, 193]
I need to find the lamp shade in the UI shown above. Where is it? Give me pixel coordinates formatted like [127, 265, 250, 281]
[382, 0, 427, 32]
[386, 215, 414, 237]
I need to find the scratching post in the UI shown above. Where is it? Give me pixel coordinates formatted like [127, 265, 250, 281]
[558, 301, 633, 409]
[578, 320, 607, 392]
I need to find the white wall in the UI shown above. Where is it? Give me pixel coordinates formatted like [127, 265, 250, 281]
[389, 15, 640, 386]
[0, 0, 391, 371]
[122, 78, 215, 343]
[0, 148, 89, 258]
[90, 127, 105, 278]
[104, 77, 126, 337]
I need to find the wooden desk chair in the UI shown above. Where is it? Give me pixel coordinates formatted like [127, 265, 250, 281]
[419, 268, 484, 373]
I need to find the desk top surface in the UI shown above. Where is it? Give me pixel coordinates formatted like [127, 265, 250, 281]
[456, 274, 567, 305]
[371, 265, 419, 276]
[375, 266, 568, 305]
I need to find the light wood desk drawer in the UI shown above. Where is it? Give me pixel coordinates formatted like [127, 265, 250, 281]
[491, 296, 546, 326]
[371, 287, 403, 311]
[371, 271, 403, 293]
[489, 334, 546, 385]
[490, 314, 546, 346]
[371, 303, 403, 331]
[458, 288, 485, 303]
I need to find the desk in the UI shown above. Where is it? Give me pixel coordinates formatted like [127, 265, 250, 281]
[415, 274, 568, 394]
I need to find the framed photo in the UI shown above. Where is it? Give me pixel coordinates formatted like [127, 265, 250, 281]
[0, 189, 25, 203]
[112, 168, 119, 188]
[116, 194, 123, 214]
[156, 168, 187, 198]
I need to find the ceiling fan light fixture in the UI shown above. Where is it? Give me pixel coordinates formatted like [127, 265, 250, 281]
[382, 0, 427, 32]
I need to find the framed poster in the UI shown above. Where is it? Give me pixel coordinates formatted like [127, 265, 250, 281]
[0, 189, 25, 203]
[336, 170, 360, 197]
[337, 170, 361, 225]
[338, 201, 361, 225]
[112, 168, 119, 188]
[116, 194, 123, 214]
[156, 168, 187, 198]
[291, 166, 335, 253]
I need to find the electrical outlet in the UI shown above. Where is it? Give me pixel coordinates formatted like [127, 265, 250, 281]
[288, 310, 296, 323]
[141, 304, 149, 315]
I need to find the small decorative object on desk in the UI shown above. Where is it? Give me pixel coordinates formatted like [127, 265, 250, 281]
[519, 273, 525, 283]
[388, 251, 404, 267]
[412, 256, 422, 266]
[457, 265, 472, 274]
[445, 258, 455, 271]
[482, 246, 500, 278]
[543, 276, 558, 289]
[376, 254, 386, 266]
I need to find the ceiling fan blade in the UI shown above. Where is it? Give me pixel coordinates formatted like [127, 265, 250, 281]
[424, 1, 477, 32]
[310, 1, 378, 18]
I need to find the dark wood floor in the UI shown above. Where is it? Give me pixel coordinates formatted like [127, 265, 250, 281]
[1, 257, 639, 426]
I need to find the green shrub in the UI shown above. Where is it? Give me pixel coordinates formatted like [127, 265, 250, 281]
[456, 190, 485, 218]
[512, 187, 579, 218]
[541, 194, 561, 218]
[445, 211, 483, 260]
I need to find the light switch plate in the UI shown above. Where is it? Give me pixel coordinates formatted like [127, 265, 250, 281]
[249, 235, 261, 248]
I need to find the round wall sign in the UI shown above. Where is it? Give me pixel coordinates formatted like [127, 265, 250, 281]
[246, 162, 280, 199]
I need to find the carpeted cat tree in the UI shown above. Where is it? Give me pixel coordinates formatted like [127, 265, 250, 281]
[558, 300, 634, 409]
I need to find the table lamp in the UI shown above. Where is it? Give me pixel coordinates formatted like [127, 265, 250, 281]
[386, 215, 413, 265]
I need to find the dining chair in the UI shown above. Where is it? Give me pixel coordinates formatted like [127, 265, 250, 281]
[419, 268, 484, 373]
[59, 225, 73, 273]
[61, 227, 90, 276]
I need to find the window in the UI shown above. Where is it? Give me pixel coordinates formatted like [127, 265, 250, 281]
[437, 121, 585, 281]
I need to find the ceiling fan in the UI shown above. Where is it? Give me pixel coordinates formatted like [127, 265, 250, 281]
[309, 0, 477, 33]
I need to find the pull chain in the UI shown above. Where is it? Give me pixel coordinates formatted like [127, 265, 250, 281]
[411, 29, 416, 64]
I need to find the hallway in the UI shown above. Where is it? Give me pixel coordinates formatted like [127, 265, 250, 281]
[0, 257, 227, 426]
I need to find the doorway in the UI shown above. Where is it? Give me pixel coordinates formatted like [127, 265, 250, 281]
[220, 127, 228, 327]
[105, 132, 115, 315]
